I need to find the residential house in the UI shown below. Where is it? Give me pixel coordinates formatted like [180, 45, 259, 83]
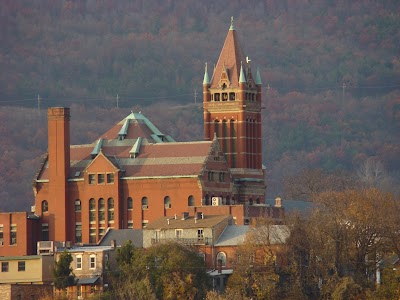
[0, 255, 54, 300]
[54, 243, 118, 299]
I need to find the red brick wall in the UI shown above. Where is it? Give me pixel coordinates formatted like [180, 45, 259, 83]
[0, 212, 38, 256]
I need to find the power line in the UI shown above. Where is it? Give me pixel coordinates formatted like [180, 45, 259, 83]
[0, 82, 399, 105]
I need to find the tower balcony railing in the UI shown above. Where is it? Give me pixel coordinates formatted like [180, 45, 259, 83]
[151, 237, 213, 246]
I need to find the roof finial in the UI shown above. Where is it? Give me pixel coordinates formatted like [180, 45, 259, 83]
[230, 16, 235, 30]
[203, 62, 210, 85]
[239, 61, 246, 83]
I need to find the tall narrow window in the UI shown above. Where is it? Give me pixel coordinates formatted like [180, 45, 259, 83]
[108, 198, 114, 221]
[0, 225, 3, 246]
[41, 200, 48, 213]
[127, 220, 133, 229]
[222, 120, 228, 152]
[10, 225, 17, 245]
[107, 173, 114, 184]
[188, 195, 195, 207]
[217, 252, 227, 267]
[197, 229, 204, 239]
[142, 197, 148, 210]
[76, 255, 82, 270]
[90, 255, 96, 269]
[214, 120, 220, 137]
[127, 197, 133, 210]
[164, 196, 171, 209]
[98, 173, 105, 184]
[75, 223, 82, 243]
[42, 223, 49, 241]
[98, 198, 105, 222]
[99, 226, 105, 239]
[89, 227, 96, 244]
[175, 229, 183, 239]
[88, 174, 95, 184]
[75, 200, 81, 212]
[89, 198, 96, 222]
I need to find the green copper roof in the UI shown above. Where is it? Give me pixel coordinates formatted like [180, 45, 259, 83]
[203, 62, 210, 85]
[91, 138, 103, 157]
[255, 67, 262, 85]
[239, 61, 246, 83]
[124, 112, 163, 136]
[129, 137, 142, 157]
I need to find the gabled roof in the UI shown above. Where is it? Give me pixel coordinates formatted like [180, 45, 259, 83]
[210, 23, 247, 89]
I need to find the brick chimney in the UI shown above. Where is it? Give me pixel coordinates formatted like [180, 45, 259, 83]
[48, 107, 70, 242]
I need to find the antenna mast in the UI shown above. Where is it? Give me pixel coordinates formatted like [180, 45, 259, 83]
[37, 94, 41, 115]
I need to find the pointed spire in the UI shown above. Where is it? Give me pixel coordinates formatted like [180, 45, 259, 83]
[210, 18, 246, 88]
[255, 67, 262, 85]
[229, 16, 235, 31]
[239, 61, 246, 83]
[203, 62, 210, 85]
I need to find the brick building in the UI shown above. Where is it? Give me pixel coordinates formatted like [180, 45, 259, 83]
[0, 20, 282, 258]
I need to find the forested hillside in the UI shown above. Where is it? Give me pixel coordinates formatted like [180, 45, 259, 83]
[0, 0, 399, 211]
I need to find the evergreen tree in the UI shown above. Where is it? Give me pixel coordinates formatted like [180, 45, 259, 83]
[53, 250, 76, 291]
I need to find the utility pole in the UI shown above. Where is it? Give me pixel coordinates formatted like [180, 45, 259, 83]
[342, 82, 346, 103]
[341, 82, 346, 147]
[37, 94, 41, 115]
[116, 94, 119, 108]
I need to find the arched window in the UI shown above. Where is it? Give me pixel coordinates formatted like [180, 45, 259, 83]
[256, 198, 260, 204]
[89, 198, 96, 222]
[214, 120, 220, 137]
[249, 198, 253, 206]
[75, 200, 81, 212]
[41, 200, 48, 213]
[164, 196, 171, 209]
[188, 195, 195, 206]
[127, 197, 133, 210]
[98, 198, 105, 222]
[217, 252, 227, 267]
[219, 172, 225, 182]
[142, 197, 148, 210]
[108, 198, 114, 221]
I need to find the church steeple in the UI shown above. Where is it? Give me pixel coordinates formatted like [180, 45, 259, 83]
[209, 18, 246, 90]
[203, 19, 263, 171]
